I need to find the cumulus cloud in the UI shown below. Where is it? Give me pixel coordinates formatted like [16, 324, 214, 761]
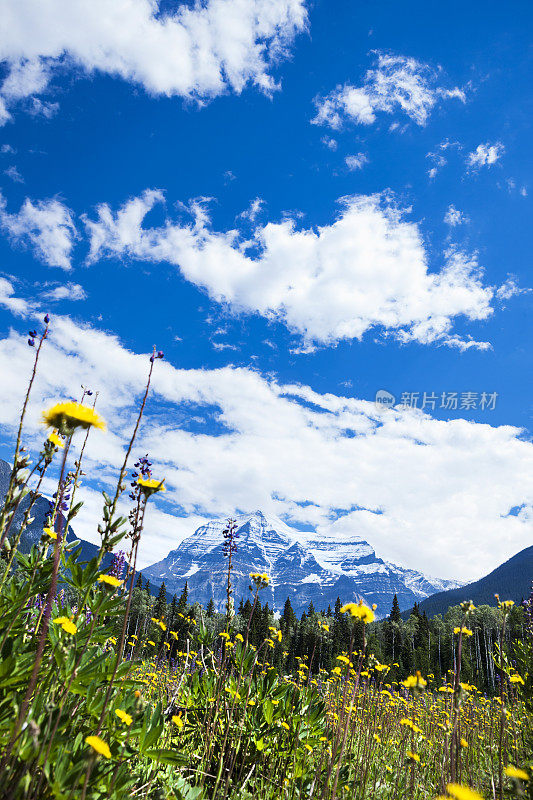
[0, 193, 77, 269]
[0, 276, 30, 315]
[44, 282, 87, 301]
[345, 153, 368, 170]
[467, 142, 504, 169]
[313, 52, 465, 130]
[0, 0, 308, 123]
[444, 205, 468, 226]
[83, 189, 495, 349]
[0, 312, 531, 580]
[237, 197, 264, 222]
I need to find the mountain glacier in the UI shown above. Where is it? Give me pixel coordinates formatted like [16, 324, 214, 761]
[142, 511, 462, 617]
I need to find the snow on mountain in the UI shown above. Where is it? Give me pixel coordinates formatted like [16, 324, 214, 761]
[142, 511, 462, 618]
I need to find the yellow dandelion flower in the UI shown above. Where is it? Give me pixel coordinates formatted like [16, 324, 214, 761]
[98, 574, 123, 588]
[43, 402, 105, 435]
[53, 616, 77, 635]
[460, 738, 468, 748]
[48, 431, 64, 448]
[504, 766, 529, 781]
[137, 477, 166, 495]
[407, 751, 420, 762]
[446, 784, 485, 800]
[402, 671, 427, 690]
[340, 600, 374, 623]
[172, 715, 184, 729]
[85, 735, 111, 758]
[115, 709, 133, 726]
[454, 626, 473, 637]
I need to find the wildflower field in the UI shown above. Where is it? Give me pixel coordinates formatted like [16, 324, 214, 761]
[0, 317, 531, 800]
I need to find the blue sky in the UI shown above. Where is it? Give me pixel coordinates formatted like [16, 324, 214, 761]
[0, 0, 531, 583]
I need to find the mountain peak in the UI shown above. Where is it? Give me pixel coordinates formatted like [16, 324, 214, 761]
[142, 511, 461, 617]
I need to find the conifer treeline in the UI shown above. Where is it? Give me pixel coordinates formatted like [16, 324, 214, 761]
[122, 578, 527, 694]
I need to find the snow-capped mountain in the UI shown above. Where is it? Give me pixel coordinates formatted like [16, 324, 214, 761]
[142, 511, 462, 617]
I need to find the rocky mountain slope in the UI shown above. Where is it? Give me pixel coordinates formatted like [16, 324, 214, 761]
[143, 511, 462, 617]
[407, 545, 533, 618]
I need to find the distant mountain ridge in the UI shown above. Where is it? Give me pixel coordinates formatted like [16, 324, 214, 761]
[407, 545, 533, 618]
[142, 511, 462, 617]
[0, 458, 162, 595]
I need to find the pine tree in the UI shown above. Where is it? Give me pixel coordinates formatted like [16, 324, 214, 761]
[153, 582, 167, 620]
[135, 574, 143, 590]
[307, 601, 315, 617]
[206, 597, 216, 617]
[177, 582, 189, 614]
[389, 594, 402, 623]
[281, 598, 297, 633]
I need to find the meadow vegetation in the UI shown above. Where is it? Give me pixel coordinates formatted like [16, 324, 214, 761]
[0, 316, 531, 800]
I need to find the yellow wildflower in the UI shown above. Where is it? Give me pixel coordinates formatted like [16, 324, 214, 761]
[504, 766, 529, 781]
[115, 709, 132, 726]
[53, 616, 77, 635]
[43, 402, 105, 434]
[98, 574, 123, 588]
[43, 527, 57, 540]
[407, 751, 420, 762]
[402, 671, 427, 690]
[446, 784, 485, 800]
[85, 735, 111, 758]
[48, 430, 64, 448]
[454, 626, 473, 637]
[137, 477, 166, 495]
[172, 715, 184, 729]
[249, 571, 270, 588]
[340, 600, 374, 623]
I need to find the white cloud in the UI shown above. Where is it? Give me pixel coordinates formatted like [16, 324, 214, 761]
[444, 205, 468, 226]
[426, 138, 461, 179]
[0, 276, 30, 315]
[0, 312, 530, 581]
[3, 165, 23, 183]
[467, 142, 504, 169]
[0, 193, 77, 269]
[345, 153, 368, 171]
[84, 189, 496, 349]
[238, 197, 264, 222]
[321, 136, 338, 151]
[0, 0, 308, 123]
[495, 278, 525, 301]
[44, 282, 87, 301]
[313, 52, 465, 130]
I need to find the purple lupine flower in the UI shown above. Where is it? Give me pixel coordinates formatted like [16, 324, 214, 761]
[44, 314, 50, 323]
[109, 550, 126, 579]
[28, 339, 35, 347]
